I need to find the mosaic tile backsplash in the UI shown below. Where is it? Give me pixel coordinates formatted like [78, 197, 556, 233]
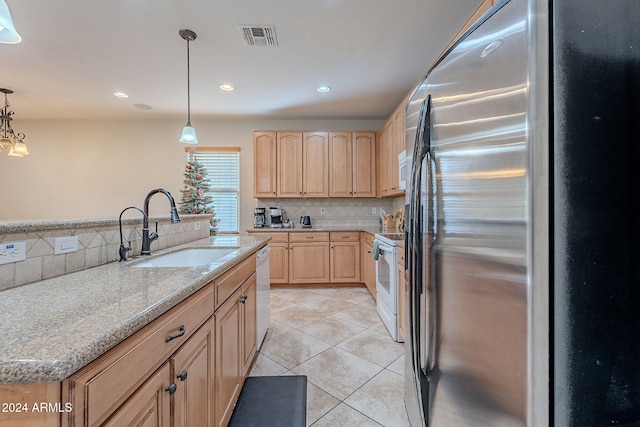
[256, 198, 401, 228]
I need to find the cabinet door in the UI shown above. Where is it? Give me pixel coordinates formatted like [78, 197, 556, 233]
[102, 363, 171, 427]
[378, 124, 391, 196]
[254, 131, 277, 197]
[241, 274, 257, 377]
[289, 242, 330, 283]
[268, 243, 289, 284]
[390, 106, 405, 196]
[172, 318, 214, 427]
[329, 131, 353, 197]
[277, 132, 303, 197]
[330, 242, 360, 283]
[364, 242, 376, 299]
[353, 132, 377, 197]
[303, 132, 329, 197]
[215, 290, 242, 427]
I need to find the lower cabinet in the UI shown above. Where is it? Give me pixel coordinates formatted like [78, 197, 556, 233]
[289, 242, 330, 283]
[215, 272, 257, 427]
[61, 253, 259, 427]
[102, 362, 171, 427]
[361, 232, 376, 298]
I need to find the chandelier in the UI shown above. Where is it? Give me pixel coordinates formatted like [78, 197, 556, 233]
[0, 88, 29, 157]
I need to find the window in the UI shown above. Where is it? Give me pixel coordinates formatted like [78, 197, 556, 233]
[187, 147, 240, 233]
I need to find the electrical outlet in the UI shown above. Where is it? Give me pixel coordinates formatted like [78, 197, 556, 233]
[194, 221, 201, 231]
[371, 207, 377, 215]
[0, 241, 26, 265]
[320, 207, 326, 216]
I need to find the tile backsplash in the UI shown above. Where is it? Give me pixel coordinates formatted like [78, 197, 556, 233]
[256, 198, 402, 228]
[0, 215, 211, 291]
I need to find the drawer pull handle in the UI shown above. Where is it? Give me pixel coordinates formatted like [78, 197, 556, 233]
[341, 236, 349, 239]
[239, 295, 248, 304]
[165, 383, 177, 395]
[166, 325, 185, 342]
[177, 370, 188, 381]
[305, 236, 314, 239]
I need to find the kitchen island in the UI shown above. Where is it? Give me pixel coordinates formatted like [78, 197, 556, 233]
[0, 235, 269, 427]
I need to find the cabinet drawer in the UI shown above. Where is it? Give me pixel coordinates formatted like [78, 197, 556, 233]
[216, 254, 256, 308]
[248, 232, 289, 243]
[289, 232, 330, 242]
[73, 284, 214, 426]
[361, 232, 375, 246]
[330, 231, 359, 242]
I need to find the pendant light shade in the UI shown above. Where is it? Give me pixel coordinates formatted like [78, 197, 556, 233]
[0, 0, 21, 44]
[179, 29, 198, 145]
[179, 124, 198, 144]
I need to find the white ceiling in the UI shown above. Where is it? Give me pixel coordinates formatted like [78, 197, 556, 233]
[3, 0, 480, 121]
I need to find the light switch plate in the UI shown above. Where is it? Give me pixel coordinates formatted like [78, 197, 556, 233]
[54, 236, 79, 255]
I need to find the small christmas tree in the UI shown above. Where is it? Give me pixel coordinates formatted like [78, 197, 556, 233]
[179, 159, 219, 235]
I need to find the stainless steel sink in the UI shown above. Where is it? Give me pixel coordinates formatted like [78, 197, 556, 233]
[130, 248, 237, 268]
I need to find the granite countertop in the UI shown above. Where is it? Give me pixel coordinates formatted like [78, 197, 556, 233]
[0, 235, 269, 385]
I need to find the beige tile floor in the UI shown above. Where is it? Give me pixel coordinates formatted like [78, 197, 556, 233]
[249, 285, 410, 427]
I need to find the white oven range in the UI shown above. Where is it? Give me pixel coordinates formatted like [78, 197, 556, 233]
[374, 233, 403, 342]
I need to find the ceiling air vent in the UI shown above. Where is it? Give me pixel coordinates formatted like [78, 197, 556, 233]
[239, 25, 278, 47]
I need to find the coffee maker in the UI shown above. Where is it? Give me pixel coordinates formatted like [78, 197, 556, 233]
[253, 208, 266, 228]
[269, 207, 283, 228]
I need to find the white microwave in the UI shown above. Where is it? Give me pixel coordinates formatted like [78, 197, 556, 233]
[398, 150, 410, 190]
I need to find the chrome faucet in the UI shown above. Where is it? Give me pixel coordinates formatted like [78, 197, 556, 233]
[141, 188, 181, 256]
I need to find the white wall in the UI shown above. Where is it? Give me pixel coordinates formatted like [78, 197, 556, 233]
[0, 118, 384, 231]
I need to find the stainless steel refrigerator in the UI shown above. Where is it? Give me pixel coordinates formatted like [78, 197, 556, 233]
[404, 0, 640, 425]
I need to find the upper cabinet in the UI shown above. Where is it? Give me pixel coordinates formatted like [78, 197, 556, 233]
[303, 132, 330, 198]
[276, 132, 304, 197]
[253, 130, 375, 199]
[329, 131, 376, 198]
[378, 102, 405, 198]
[253, 132, 277, 197]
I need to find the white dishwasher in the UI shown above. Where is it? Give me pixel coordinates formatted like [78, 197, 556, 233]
[255, 246, 271, 349]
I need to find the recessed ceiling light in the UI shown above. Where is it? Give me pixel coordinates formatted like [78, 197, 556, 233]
[219, 84, 234, 91]
[316, 85, 331, 93]
[113, 92, 129, 98]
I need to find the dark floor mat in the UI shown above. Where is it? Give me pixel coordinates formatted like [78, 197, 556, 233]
[228, 375, 307, 427]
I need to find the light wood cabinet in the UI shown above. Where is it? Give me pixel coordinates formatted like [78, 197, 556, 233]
[253, 131, 277, 197]
[102, 362, 171, 427]
[378, 103, 405, 198]
[277, 132, 303, 197]
[360, 232, 376, 298]
[241, 274, 257, 378]
[62, 285, 215, 427]
[58, 253, 258, 427]
[254, 129, 374, 199]
[289, 241, 330, 283]
[397, 246, 406, 341]
[353, 132, 377, 197]
[215, 287, 242, 427]
[329, 232, 360, 283]
[329, 131, 377, 198]
[328, 131, 353, 197]
[302, 132, 329, 197]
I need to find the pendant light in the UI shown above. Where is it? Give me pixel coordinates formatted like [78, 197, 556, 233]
[179, 29, 198, 144]
[0, 0, 21, 44]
